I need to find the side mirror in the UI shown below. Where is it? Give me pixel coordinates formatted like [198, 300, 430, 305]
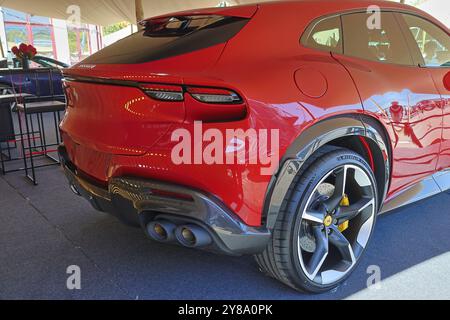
[444, 71, 450, 91]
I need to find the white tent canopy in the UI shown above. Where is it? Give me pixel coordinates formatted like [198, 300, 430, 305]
[419, 0, 450, 28]
[0, 0, 269, 26]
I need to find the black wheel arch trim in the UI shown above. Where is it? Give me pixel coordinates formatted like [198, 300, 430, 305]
[264, 114, 391, 230]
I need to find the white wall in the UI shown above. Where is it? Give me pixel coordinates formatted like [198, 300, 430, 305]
[52, 18, 70, 64]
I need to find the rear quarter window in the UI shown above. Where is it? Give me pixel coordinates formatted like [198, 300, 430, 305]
[82, 15, 249, 64]
[301, 16, 343, 54]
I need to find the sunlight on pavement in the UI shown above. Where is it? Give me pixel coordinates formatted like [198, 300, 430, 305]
[347, 252, 450, 300]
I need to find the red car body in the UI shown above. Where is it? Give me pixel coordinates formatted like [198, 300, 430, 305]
[59, 0, 450, 255]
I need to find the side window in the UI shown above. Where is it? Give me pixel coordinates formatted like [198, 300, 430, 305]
[401, 14, 450, 67]
[342, 12, 413, 66]
[301, 16, 342, 54]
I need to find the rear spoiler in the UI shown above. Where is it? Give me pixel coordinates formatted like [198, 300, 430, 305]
[139, 4, 258, 27]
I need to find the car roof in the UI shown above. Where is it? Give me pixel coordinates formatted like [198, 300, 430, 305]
[260, 0, 415, 11]
[152, 0, 447, 33]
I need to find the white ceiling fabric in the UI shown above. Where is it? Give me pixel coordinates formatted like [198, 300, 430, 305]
[418, 0, 450, 28]
[0, 0, 271, 26]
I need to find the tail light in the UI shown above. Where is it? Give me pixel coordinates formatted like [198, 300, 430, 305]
[140, 83, 184, 102]
[186, 87, 242, 104]
[140, 83, 242, 104]
[140, 83, 246, 122]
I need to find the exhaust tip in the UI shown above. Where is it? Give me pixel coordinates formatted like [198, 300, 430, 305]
[146, 220, 176, 242]
[180, 227, 196, 246]
[175, 225, 212, 248]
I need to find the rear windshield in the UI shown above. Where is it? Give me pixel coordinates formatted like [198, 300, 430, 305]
[82, 15, 249, 64]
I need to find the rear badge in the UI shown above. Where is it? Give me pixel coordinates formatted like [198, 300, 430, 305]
[78, 64, 96, 69]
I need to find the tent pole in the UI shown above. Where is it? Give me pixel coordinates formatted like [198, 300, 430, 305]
[135, 0, 145, 30]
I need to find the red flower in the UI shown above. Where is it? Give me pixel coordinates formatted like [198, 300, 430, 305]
[11, 46, 19, 55]
[27, 44, 37, 58]
[19, 43, 28, 53]
[13, 43, 37, 59]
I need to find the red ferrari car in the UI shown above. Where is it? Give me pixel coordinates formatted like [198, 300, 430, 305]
[59, 0, 450, 293]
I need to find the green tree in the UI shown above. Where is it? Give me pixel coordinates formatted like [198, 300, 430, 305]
[102, 21, 130, 36]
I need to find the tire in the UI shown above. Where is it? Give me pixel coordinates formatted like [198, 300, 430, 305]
[255, 146, 379, 293]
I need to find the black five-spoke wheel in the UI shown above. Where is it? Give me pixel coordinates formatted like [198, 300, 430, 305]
[255, 146, 378, 293]
[298, 164, 376, 285]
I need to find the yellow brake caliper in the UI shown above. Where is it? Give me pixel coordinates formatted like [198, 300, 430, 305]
[338, 194, 350, 232]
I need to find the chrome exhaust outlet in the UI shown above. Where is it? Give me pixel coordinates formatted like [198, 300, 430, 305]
[175, 224, 212, 248]
[146, 220, 176, 242]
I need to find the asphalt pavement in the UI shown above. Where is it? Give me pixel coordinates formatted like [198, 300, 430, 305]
[0, 165, 449, 300]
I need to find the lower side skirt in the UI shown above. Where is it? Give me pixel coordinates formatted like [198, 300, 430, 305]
[380, 169, 450, 214]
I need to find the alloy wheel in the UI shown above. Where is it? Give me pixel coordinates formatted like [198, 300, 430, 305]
[297, 164, 376, 285]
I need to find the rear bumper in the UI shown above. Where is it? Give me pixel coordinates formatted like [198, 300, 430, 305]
[58, 145, 270, 255]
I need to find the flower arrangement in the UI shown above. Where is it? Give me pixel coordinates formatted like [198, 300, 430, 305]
[11, 43, 37, 69]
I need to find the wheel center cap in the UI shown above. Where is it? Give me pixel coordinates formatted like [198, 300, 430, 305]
[323, 215, 333, 227]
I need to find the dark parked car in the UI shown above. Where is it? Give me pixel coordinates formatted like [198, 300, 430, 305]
[0, 54, 67, 97]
